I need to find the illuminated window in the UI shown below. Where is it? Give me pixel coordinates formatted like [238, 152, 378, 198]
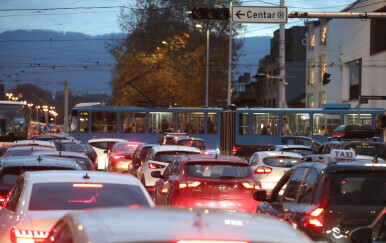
[309, 24, 315, 48]
[344, 114, 372, 125]
[313, 113, 341, 136]
[307, 94, 314, 108]
[251, 113, 279, 135]
[177, 112, 205, 134]
[120, 112, 146, 134]
[319, 91, 326, 107]
[319, 54, 326, 82]
[308, 58, 315, 84]
[79, 112, 89, 133]
[320, 24, 327, 45]
[238, 113, 249, 135]
[91, 111, 117, 133]
[282, 113, 310, 136]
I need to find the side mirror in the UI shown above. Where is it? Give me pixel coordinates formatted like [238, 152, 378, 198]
[349, 226, 372, 243]
[253, 190, 267, 201]
[151, 171, 163, 179]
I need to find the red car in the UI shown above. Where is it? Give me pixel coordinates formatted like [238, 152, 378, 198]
[152, 154, 262, 214]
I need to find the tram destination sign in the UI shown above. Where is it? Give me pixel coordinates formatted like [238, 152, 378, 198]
[232, 6, 288, 24]
[360, 95, 386, 104]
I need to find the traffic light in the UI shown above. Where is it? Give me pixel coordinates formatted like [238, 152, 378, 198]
[322, 72, 331, 85]
[189, 8, 230, 20]
[251, 73, 267, 79]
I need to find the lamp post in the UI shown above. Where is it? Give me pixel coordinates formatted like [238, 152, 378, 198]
[27, 103, 33, 121]
[5, 93, 13, 100]
[36, 106, 40, 121]
[42, 105, 48, 124]
[196, 24, 209, 107]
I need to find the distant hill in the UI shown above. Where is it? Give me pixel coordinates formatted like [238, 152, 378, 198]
[0, 30, 270, 94]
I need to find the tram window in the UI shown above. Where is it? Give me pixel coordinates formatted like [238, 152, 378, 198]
[313, 113, 341, 136]
[207, 113, 218, 134]
[282, 113, 310, 136]
[344, 114, 372, 125]
[376, 114, 386, 137]
[120, 112, 146, 134]
[149, 112, 174, 134]
[91, 111, 117, 133]
[178, 112, 204, 134]
[238, 113, 249, 135]
[79, 112, 89, 133]
[70, 110, 78, 132]
[251, 113, 279, 135]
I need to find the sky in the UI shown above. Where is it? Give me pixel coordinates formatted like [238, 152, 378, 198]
[0, 0, 357, 37]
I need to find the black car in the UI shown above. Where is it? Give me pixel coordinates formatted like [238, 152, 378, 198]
[0, 156, 82, 206]
[157, 133, 189, 145]
[254, 152, 386, 242]
[53, 139, 98, 165]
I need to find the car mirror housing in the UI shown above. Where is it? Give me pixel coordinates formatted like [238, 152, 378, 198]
[349, 226, 372, 243]
[253, 190, 267, 201]
[151, 171, 163, 179]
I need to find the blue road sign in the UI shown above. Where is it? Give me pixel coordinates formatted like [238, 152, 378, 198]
[43, 124, 52, 133]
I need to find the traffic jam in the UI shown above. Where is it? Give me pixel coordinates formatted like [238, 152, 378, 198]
[0, 124, 385, 243]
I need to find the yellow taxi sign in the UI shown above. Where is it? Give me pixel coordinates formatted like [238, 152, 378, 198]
[330, 149, 356, 160]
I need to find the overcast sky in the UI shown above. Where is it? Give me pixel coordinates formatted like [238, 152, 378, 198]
[0, 0, 356, 37]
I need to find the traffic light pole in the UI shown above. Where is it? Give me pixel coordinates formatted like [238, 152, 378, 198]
[278, 0, 286, 108]
[227, 1, 233, 106]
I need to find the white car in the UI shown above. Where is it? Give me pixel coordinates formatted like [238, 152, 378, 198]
[249, 151, 302, 193]
[88, 138, 128, 170]
[45, 207, 313, 243]
[136, 145, 201, 192]
[0, 171, 153, 243]
[10, 140, 57, 149]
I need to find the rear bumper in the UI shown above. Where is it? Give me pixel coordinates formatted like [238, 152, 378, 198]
[110, 161, 130, 172]
[170, 196, 260, 214]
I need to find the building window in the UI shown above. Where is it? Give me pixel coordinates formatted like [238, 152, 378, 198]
[370, 6, 386, 55]
[309, 24, 315, 49]
[319, 91, 326, 107]
[272, 99, 276, 108]
[347, 59, 361, 100]
[307, 94, 314, 108]
[320, 23, 327, 45]
[319, 54, 326, 82]
[308, 58, 315, 84]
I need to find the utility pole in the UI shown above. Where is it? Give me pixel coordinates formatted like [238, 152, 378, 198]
[206, 29, 210, 107]
[64, 79, 68, 133]
[227, 0, 233, 106]
[278, 0, 287, 108]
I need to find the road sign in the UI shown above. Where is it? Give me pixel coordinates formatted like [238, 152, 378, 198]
[360, 95, 386, 104]
[43, 124, 52, 133]
[232, 6, 288, 24]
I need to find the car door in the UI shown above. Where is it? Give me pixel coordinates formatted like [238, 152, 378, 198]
[155, 160, 176, 205]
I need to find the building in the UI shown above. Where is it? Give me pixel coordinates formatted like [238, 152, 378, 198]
[305, 0, 386, 109]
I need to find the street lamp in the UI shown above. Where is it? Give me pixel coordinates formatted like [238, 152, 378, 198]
[196, 23, 209, 107]
[5, 93, 13, 100]
[42, 105, 48, 123]
[36, 106, 40, 121]
[27, 103, 33, 121]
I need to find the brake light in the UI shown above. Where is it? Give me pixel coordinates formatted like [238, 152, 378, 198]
[113, 154, 125, 160]
[177, 241, 248, 243]
[333, 132, 345, 138]
[308, 207, 324, 228]
[179, 181, 201, 189]
[254, 166, 272, 174]
[310, 208, 324, 217]
[204, 151, 209, 155]
[73, 183, 103, 188]
[232, 147, 242, 155]
[127, 144, 139, 147]
[242, 182, 261, 190]
[0, 194, 6, 207]
[10, 228, 49, 243]
[148, 163, 165, 169]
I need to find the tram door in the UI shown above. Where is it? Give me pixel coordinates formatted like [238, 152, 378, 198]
[220, 110, 235, 155]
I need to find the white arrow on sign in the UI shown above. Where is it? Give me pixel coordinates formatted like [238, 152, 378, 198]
[232, 6, 288, 24]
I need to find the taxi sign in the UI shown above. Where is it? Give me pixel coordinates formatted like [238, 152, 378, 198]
[330, 149, 356, 160]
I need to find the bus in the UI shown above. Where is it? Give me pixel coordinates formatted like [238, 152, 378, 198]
[68, 103, 386, 154]
[0, 101, 28, 143]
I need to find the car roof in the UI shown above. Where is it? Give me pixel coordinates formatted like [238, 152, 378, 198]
[63, 207, 312, 243]
[88, 138, 128, 143]
[11, 140, 56, 148]
[176, 137, 205, 142]
[54, 139, 85, 144]
[255, 151, 303, 158]
[6, 146, 56, 151]
[31, 150, 90, 159]
[22, 171, 142, 184]
[274, 145, 312, 149]
[0, 156, 81, 169]
[179, 154, 248, 165]
[153, 145, 201, 153]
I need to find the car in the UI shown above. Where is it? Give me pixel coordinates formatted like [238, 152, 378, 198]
[53, 139, 98, 166]
[0, 171, 154, 243]
[106, 141, 143, 173]
[157, 132, 189, 145]
[174, 137, 207, 153]
[136, 145, 201, 194]
[270, 145, 314, 157]
[152, 154, 262, 214]
[248, 151, 302, 193]
[88, 138, 129, 170]
[349, 207, 386, 243]
[10, 140, 57, 149]
[3, 145, 56, 157]
[45, 207, 313, 243]
[31, 150, 96, 171]
[0, 156, 82, 207]
[131, 143, 159, 176]
[281, 135, 321, 153]
[28, 134, 72, 141]
[254, 149, 386, 242]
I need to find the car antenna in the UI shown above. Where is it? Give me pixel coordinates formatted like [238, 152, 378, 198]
[83, 173, 90, 179]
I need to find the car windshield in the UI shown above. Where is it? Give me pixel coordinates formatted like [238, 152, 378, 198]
[153, 151, 198, 163]
[184, 163, 252, 179]
[4, 150, 34, 157]
[284, 148, 313, 157]
[263, 157, 300, 167]
[29, 183, 150, 210]
[116, 143, 138, 153]
[59, 143, 93, 153]
[343, 143, 386, 160]
[177, 140, 205, 150]
[330, 173, 386, 206]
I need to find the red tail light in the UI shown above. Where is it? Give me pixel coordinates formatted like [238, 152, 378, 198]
[254, 166, 272, 174]
[179, 181, 201, 189]
[0, 194, 6, 208]
[148, 163, 166, 169]
[242, 182, 261, 190]
[333, 132, 345, 138]
[127, 144, 139, 148]
[10, 228, 49, 243]
[308, 207, 324, 228]
[232, 146, 242, 155]
[203, 151, 209, 155]
[73, 183, 103, 188]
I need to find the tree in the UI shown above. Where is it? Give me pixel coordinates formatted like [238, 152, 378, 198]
[11, 83, 53, 106]
[109, 0, 244, 107]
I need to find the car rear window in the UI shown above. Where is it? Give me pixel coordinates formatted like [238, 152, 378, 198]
[4, 150, 34, 157]
[116, 143, 138, 153]
[177, 140, 205, 150]
[29, 183, 150, 210]
[284, 148, 313, 157]
[153, 151, 198, 163]
[263, 157, 300, 167]
[343, 143, 386, 159]
[184, 163, 252, 179]
[330, 173, 386, 206]
[59, 143, 94, 153]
